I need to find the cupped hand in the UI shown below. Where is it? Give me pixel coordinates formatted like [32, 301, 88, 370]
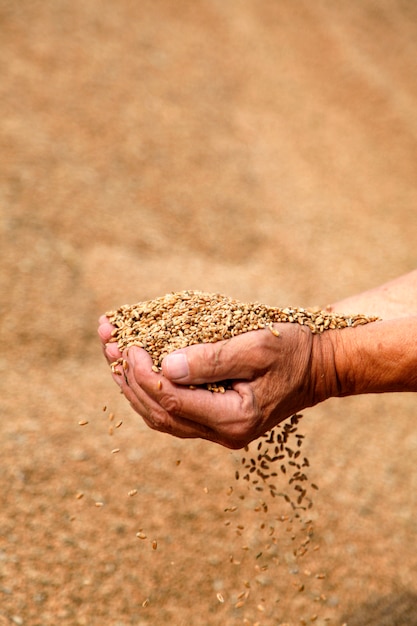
[98, 317, 336, 448]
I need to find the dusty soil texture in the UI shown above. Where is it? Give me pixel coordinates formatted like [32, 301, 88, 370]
[1, 1, 417, 625]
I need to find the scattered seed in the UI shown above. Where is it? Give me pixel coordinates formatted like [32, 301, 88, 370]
[103, 290, 376, 618]
[216, 592, 224, 603]
[128, 489, 138, 497]
[78, 420, 89, 426]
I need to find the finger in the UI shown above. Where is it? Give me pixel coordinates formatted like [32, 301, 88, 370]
[161, 329, 274, 385]
[104, 342, 122, 362]
[98, 321, 114, 343]
[129, 347, 257, 446]
[98, 321, 123, 364]
[121, 349, 229, 443]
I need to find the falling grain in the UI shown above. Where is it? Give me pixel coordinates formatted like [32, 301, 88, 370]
[136, 532, 147, 539]
[102, 290, 379, 620]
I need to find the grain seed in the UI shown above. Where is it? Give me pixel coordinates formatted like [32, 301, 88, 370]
[268, 324, 280, 337]
[103, 289, 379, 615]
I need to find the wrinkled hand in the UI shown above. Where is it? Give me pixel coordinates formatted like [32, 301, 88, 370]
[98, 317, 336, 448]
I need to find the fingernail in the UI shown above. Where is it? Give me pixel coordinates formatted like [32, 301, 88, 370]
[164, 353, 189, 380]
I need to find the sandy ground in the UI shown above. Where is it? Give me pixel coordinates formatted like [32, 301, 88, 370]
[1, 1, 417, 624]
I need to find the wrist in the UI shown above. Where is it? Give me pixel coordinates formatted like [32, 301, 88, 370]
[309, 331, 342, 405]
[328, 317, 417, 397]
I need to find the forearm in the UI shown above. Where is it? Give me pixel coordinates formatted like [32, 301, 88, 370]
[328, 269, 417, 320]
[331, 316, 417, 396]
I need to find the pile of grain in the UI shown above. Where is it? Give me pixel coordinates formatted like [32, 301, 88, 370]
[106, 288, 378, 372]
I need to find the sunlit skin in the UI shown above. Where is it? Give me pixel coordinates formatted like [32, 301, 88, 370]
[98, 270, 417, 448]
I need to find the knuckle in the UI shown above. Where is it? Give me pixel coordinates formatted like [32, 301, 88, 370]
[146, 410, 167, 432]
[198, 342, 228, 378]
[158, 391, 182, 416]
[221, 391, 259, 447]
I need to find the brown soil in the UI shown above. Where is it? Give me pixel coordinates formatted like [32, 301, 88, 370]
[1, 1, 417, 625]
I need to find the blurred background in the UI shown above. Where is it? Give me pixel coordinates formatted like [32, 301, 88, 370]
[1, 1, 416, 624]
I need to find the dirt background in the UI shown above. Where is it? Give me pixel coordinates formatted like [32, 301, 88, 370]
[1, 1, 417, 625]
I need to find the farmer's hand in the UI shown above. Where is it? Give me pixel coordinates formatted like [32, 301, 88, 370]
[98, 317, 337, 448]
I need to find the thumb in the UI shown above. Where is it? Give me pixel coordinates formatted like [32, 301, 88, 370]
[161, 341, 233, 385]
[162, 350, 191, 382]
[161, 334, 260, 385]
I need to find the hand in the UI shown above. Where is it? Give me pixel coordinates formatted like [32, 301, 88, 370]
[98, 316, 337, 448]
